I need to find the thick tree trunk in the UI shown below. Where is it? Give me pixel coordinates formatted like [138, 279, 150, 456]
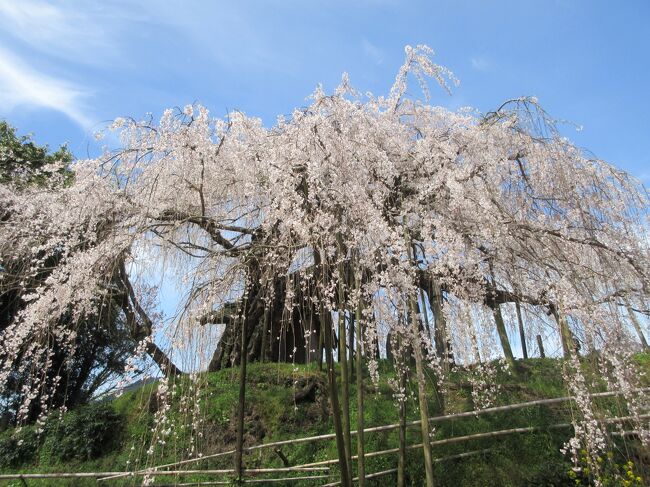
[208, 269, 321, 371]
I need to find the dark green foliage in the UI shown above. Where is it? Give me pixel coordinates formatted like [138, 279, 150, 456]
[42, 403, 123, 463]
[0, 427, 39, 468]
[0, 403, 123, 469]
[0, 120, 72, 188]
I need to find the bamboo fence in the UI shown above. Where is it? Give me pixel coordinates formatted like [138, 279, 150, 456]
[6, 387, 647, 485]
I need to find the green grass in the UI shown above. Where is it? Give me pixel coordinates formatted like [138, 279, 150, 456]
[0, 354, 648, 486]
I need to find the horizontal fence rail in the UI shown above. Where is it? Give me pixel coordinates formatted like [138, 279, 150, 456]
[8, 387, 648, 485]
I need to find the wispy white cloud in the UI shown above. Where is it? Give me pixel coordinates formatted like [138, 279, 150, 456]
[362, 38, 384, 65]
[0, 0, 124, 65]
[0, 0, 136, 129]
[0, 46, 92, 128]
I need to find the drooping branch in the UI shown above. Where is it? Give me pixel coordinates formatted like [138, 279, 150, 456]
[154, 209, 255, 253]
[117, 259, 183, 377]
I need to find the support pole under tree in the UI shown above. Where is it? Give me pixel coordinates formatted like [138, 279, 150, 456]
[409, 294, 435, 487]
[339, 304, 352, 478]
[625, 300, 649, 350]
[493, 304, 515, 366]
[536, 335, 545, 358]
[405, 227, 435, 487]
[515, 302, 528, 359]
[468, 314, 482, 364]
[317, 314, 324, 370]
[397, 337, 407, 487]
[337, 260, 353, 482]
[552, 306, 575, 358]
[324, 311, 351, 487]
[235, 310, 248, 482]
[317, 252, 351, 487]
[260, 301, 270, 363]
[348, 312, 355, 377]
[429, 279, 451, 372]
[354, 271, 366, 487]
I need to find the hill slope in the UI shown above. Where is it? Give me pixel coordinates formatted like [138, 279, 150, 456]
[1, 354, 649, 486]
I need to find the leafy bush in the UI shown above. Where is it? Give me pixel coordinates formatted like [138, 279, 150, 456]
[0, 427, 39, 468]
[43, 402, 123, 463]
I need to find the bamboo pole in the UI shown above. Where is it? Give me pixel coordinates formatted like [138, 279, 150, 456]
[325, 302, 352, 487]
[317, 310, 324, 371]
[322, 468, 398, 487]
[0, 467, 330, 481]
[294, 413, 649, 469]
[321, 251, 352, 487]
[240, 475, 331, 484]
[138, 474, 333, 486]
[354, 270, 366, 487]
[337, 254, 353, 482]
[290, 388, 650, 469]
[25, 412, 646, 484]
[235, 308, 248, 481]
[397, 333, 407, 487]
[323, 450, 492, 486]
[348, 310, 355, 376]
[106, 387, 649, 482]
[405, 226, 435, 487]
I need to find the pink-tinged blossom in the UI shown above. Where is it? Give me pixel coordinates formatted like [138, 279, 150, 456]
[0, 46, 647, 473]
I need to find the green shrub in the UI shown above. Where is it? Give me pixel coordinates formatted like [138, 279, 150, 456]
[0, 427, 39, 468]
[43, 402, 123, 463]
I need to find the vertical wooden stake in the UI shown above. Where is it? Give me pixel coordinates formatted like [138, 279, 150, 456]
[515, 302, 528, 359]
[354, 271, 366, 487]
[405, 225, 435, 487]
[536, 334, 545, 358]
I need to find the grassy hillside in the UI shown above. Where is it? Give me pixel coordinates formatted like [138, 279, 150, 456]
[1, 354, 649, 486]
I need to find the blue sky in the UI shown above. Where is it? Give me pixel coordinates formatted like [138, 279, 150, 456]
[0, 0, 649, 183]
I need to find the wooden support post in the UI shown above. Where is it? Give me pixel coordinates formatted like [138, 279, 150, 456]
[235, 313, 248, 482]
[515, 302, 528, 359]
[354, 271, 366, 487]
[626, 301, 649, 350]
[536, 335, 545, 358]
[493, 304, 515, 366]
[405, 225, 435, 487]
